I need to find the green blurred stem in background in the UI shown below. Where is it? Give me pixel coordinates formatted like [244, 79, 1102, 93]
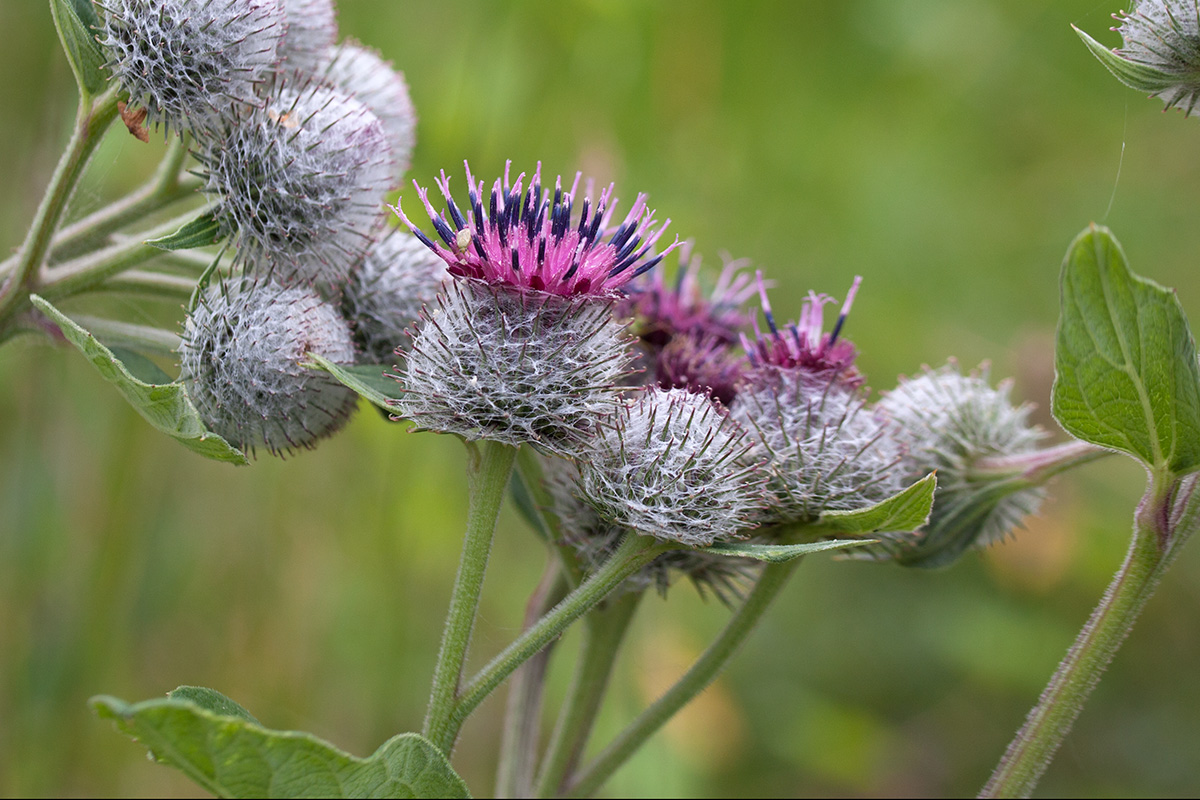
[567, 558, 802, 798]
[424, 439, 519, 753]
[981, 470, 1200, 798]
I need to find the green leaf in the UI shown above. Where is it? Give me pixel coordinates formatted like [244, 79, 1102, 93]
[107, 346, 173, 385]
[31, 295, 249, 466]
[703, 538, 876, 563]
[91, 692, 471, 799]
[307, 353, 403, 413]
[147, 211, 224, 251]
[50, 0, 109, 99]
[1074, 25, 1186, 95]
[818, 472, 938, 534]
[1052, 225, 1200, 474]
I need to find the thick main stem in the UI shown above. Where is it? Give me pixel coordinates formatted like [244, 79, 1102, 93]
[423, 440, 518, 754]
[567, 559, 800, 798]
[0, 88, 119, 330]
[980, 472, 1194, 798]
[534, 592, 642, 798]
[448, 534, 669, 753]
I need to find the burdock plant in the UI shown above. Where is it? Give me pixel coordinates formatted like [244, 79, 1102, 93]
[11, 1, 1200, 799]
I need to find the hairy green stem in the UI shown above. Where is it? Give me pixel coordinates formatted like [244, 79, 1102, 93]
[424, 440, 519, 754]
[568, 559, 801, 798]
[535, 591, 641, 798]
[93, 270, 197, 300]
[449, 534, 670, 753]
[980, 472, 1198, 798]
[70, 315, 181, 355]
[495, 563, 571, 799]
[974, 440, 1110, 482]
[0, 87, 119, 332]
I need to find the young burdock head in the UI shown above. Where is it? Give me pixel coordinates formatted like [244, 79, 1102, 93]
[393, 161, 677, 454]
[323, 40, 417, 174]
[1081, 1, 1200, 115]
[197, 76, 396, 287]
[341, 229, 448, 364]
[543, 456, 759, 604]
[178, 279, 359, 457]
[98, 0, 283, 132]
[872, 361, 1048, 567]
[277, 0, 338, 72]
[732, 275, 903, 523]
[654, 334, 745, 407]
[576, 387, 767, 547]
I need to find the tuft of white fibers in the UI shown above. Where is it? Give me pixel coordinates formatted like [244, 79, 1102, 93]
[197, 76, 397, 287]
[576, 387, 767, 547]
[873, 362, 1047, 562]
[543, 455, 759, 604]
[98, 0, 283, 132]
[397, 279, 634, 456]
[323, 41, 417, 173]
[178, 278, 359, 457]
[342, 230, 448, 363]
[1115, 0, 1200, 114]
[732, 369, 903, 524]
[277, 0, 338, 72]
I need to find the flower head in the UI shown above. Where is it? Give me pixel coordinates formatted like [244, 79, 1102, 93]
[654, 334, 745, 407]
[277, 0, 338, 72]
[396, 161, 680, 296]
[323, 40, 417, 173]
[341, 230, 448, 363]
[197, 75, 396, 286]
[98, 0, 283, 132]
[1112, 0, 1200, 114]
[178, 278, 359, 457]
[742, 271, 862, 389]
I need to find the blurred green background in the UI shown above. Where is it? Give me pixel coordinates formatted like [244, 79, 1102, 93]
[3, 0, 1200, 796]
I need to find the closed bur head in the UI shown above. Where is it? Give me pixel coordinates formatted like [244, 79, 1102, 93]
[1113, 0, 1200, 115]
[342, 230, 448, 363]
[276, 0, 338, 72]
[179, 279, 359, 457]
[397, 279, 634, 456]
[98, 0, 283, 132]
[198, 76, 397, 287]
[872, 361, 1047, 566]
[323, 40, 417, 174]
[577, 387, 767, 547]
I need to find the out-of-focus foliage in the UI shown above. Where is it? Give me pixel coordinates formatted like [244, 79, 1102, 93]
[3, 1, 1200, 796]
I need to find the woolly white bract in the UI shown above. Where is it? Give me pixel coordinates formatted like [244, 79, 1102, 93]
[98, 0, 283, 131]
[397, 280, 633, 456]
[198, 78, 396, 286]
[277, 0, 338, 72]
[874, 362, 1046, 563]
[577, 388, 766, 547]
[732, 370, 902, 523]
[342, 230, 448, 363]
[179, 280, 359, 456]
[543, 455, 758, 602]
[324, 41, 417, 173]
[1116, 0, 1200, 114]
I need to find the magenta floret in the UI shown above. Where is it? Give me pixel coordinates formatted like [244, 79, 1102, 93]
[395, 161, 680, 296]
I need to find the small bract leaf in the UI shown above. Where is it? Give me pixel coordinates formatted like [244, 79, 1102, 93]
[307, 353, 403, 413]
[702, 538, 875, 563]
[1052, 225, 1200, 474]
[50, 0, 109, 99]
[147, 210, 223, 251]
[31, 295, 249, 465]
[1074, 25, 1184, 95]
[818, 472, 937, 534]
[91, 693, 471, 799]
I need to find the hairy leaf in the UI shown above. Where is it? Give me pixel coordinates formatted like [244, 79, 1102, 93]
[50, 0, 109, 98]
[818, 472, 937, 534]
[703, 538, 875, 563]
[146, 210, 223, 251]
[307, 353, 403, 413]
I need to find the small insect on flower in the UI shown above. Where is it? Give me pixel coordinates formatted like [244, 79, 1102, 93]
[394, 160, 681, 296]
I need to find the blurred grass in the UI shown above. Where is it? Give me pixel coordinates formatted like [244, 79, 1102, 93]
[3, 0, 1200, 796]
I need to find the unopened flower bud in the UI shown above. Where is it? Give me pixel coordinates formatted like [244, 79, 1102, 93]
[178, 279, 358, 456]
[99, 0, 283, 132]
[277, 0, 338, 72]
[198, 76, 396, 286]
[324, 41, 417, 173]
[873, 362, 1048, 567]
[341, 230, 448, 363]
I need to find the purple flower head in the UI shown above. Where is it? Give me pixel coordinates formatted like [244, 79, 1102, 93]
[622, 242, 759, 349]
[656, 334, 745, 407]
[394, 161, 680, 296]
[741, 272, 863, 389]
